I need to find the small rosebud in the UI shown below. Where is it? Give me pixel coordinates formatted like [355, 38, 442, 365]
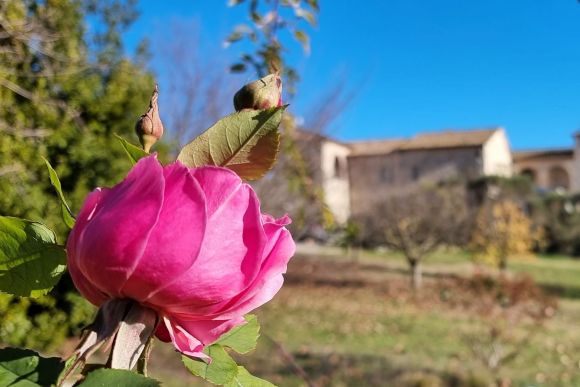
[233, 73, 282, 111]
[135, 85, 164, 152]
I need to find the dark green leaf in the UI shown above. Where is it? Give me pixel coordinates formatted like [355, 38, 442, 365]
[231, 63, 247, 73]
[306, 0, 319, 12]
[57, 353, 79, 386]
[79, 369, 160, 386]
[115, 134, 149, 165]
[225, 31, 244, 44]
[43, 157, 76, 229]
[224, 366, 276, 387]
[0, 216, 67, 297]
[177, 107, 285, 180]
[182, 345, 238, 385]
[216, 315, 260, 354]
[0, 347, 64, 387]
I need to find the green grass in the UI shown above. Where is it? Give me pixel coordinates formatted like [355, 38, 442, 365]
[239, 247, 580, 386]
[146, 247, 580, 386]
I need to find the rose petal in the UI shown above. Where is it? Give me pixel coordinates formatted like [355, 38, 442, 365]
[121, 162, 207, 301]
[76, 155, 165, 297]
[146, 168, 266, 310]
[67, 188, 110, 305]
[163, 317, 208, 360]
[176, 316, 246, 346]
[217, 223, 294, 319]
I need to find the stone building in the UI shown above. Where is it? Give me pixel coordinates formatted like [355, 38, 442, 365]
[512, 150, 577, 192]
[297, 128, 579, 223]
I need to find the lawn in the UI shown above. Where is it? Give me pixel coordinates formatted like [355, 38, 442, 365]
[146, 245, 580, 386]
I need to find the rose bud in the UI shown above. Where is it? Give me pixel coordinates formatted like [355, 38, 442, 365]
[233, 73, 283, 111]
[67, 155, 295, 360]
[135, 85, 164, 152]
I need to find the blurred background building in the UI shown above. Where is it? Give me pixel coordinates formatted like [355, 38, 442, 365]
[299, 128, 580, 223]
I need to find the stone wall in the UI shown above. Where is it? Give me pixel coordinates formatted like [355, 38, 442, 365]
[320, 141, 351, 223]
[483, 128, 513, 176]
[514, 155, 574, 191]
[348, 147, 483, 217]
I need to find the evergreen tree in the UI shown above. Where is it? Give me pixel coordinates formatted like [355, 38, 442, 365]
[0, 0, 155, 239]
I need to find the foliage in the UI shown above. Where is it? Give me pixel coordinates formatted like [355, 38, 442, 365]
[225, 0, 319, 92]
[224, 1, 333, 237]
[182, 314, 268, 386]
[252, 124, 335, 238]
[215, 314, 260, 354]
[0, 216, 66, 297]
[0, 291, 95, 351]
[0, 1, 288, 385]
[0, 0, 160, 362]
[0, 347, 64, 386]
[79, 368, 160, 386]
[530, 193, 580, 256]
[468, 174, 535, 205]
[115, 134, 150, 165]
[178, 107, 285, 180]
[43, 158, 76, 229]
[470, 200, 543, 270]
[0, 0, 158, 241]
[355, 184, 471, 288]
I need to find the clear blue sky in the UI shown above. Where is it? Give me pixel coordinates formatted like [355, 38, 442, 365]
[123, 0, 580, 150]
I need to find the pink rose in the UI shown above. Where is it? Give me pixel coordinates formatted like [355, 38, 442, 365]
[66, 155, 295, 359]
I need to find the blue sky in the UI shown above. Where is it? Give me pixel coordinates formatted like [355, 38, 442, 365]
[123, 1, 580, 150]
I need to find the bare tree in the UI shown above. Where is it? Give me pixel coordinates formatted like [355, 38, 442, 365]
[153, 21, 244, 149]
[359, 184, 471, 290]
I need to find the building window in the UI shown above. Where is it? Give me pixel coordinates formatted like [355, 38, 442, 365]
[521, 168, 536, 184]
[333, 156, 347, 179]
[411, 166, 421, 181]
[549, 166, 570, 190]
[380, 167, 392, 183]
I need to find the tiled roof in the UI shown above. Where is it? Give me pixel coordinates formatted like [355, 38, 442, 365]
[512, 148, 573, 162]
[348, 128, 500, 156]
[348, 139, 406, 156]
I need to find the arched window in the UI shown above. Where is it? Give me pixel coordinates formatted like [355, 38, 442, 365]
[521, 168, 536, 184]
[548, 166, 570, 190]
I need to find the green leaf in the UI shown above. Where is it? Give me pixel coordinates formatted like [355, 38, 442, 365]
[294, 30, 311, 54]
[42, 157, 76, 229]
[216, 315, 260, 354]
[79, 369, 160, 386]
[230, 63, 247, 73]
[177, 107, 285, 180]
[182, 345, 238, 385]
[294, 8, 317, 26]
[306, 0, 319, 12]
[0, 347, 64, 387]
[224, 366, 276, 387]
[0, 216, 67, 297]
[115, 134, 149, 165]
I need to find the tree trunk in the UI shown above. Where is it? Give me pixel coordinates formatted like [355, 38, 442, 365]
[409, 259, 422, 290]
[499, 254, 508, 271]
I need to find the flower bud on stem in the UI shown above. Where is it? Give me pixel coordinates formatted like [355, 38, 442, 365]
[233, 73, 283, 111]
[135, 85, 164, 152]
